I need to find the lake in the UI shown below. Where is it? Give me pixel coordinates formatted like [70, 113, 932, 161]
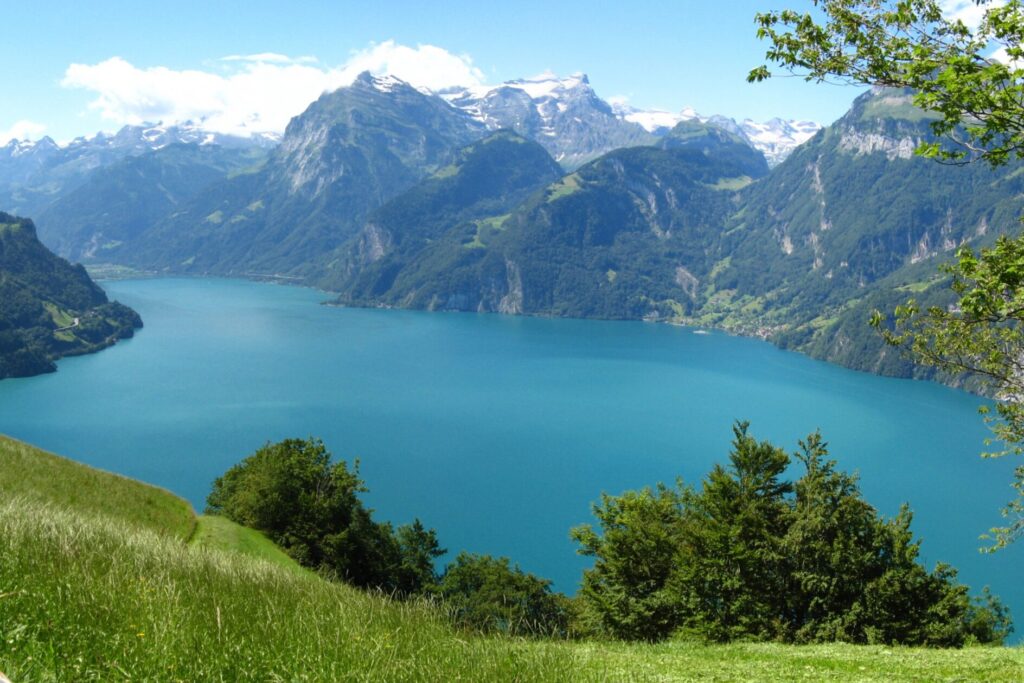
[1, 277, 1020, 627]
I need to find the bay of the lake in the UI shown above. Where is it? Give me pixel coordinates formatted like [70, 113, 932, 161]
[1, 277, 1020, 630]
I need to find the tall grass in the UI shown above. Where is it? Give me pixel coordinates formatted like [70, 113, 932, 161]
[0, 498, 578, 682]
[0, 436, 193, 539]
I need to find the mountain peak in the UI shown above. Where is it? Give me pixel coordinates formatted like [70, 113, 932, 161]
[352, 71, 414, 94]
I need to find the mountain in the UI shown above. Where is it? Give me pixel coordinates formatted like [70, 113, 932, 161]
[689, 87, 1024, 380]
[125, 72, 486, 279]
[440, 73, 657, 169]
[613, 102, 821, 166]
[34, 143, 271, 263]
[331, 129, 563, 299]
[0, 212, 141, 379]
[333, 121, 768, 316]
[4, 75, 1002, 388]
[332, 87, 1023, 385]
[0, 122, 277, 224]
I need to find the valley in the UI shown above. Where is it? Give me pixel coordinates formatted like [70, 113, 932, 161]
[3, 75, 1011, 389]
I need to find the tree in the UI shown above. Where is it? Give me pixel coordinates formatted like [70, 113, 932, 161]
[571, 423, 1011, 645]
[749, 0, 1024, 165]
[571, 484, 687, 641]
[674, 422, 792, 642]
[751, 0, 1024, 548]
[207, 437, 443, 594]
[433, 552, 571, 637]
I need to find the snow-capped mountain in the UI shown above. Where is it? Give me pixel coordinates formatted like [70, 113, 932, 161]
[440, 73, 655, 169]
[0, 122, 280, 220]
[60, 122, 281, 155]
[613, 102, 821, 166]
[2, 122, 279, 160]
[0, 136, 60, 160]
[440, 71, 819, 168]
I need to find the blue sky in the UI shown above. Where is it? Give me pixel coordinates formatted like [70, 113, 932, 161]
[1, 0, 866, 143]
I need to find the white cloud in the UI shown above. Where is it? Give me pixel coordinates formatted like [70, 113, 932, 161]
[60, 41, 486, 137]
[340, 42, 484, 92]
[221, 53, 318, 65]
[0, 119, 47, 144]
[941, 0, 1004, 28]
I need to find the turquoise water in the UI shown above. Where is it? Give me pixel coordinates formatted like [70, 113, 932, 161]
[1, 277, 1020, 626]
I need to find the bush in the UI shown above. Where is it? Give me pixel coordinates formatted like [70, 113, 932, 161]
[207, 437, 443, 594]
[435, 552, 571, 637]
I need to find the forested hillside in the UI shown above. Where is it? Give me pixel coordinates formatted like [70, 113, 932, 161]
[0, 213, 140, 378]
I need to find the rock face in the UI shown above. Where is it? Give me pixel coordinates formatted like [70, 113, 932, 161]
[441, 73, 657, 169]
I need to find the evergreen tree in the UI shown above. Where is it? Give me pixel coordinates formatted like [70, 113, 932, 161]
[675, 422, 792, 641]
[572, 485, 686, 641]
[572, 423, 1012, 645]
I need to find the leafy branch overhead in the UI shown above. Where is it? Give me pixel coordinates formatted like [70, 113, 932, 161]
[750, 0, 1024, 165]
[752, 0, 1024, 548]
[870, 237, 1024, 548]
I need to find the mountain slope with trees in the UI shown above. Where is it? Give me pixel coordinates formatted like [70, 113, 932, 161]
[124, 73, 486, 280]
[0, 212, 140, 379]
[333, 120, 768, 317]
[695, 88, 1024, 378]
[330, 129, 564, 298]
[34, 143, 269, 263]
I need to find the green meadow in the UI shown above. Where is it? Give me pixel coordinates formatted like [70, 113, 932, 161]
[1, 435, 1022, 682]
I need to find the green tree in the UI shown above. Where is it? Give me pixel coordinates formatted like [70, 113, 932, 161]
[751, 0, 1024, 548]
[434, 552, 570, 637]
[392, 519, 446, 595]
[572, 423, 1011, 644]
[206, 437, 442, 594]
[872, 239, 1024, 548]
[674, 422, 792, 642]
[749, 0, 1024, 165]
[781, 431, 880, 642]
[571, 484, 687, 641]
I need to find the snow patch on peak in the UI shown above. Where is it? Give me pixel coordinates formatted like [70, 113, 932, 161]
[622, 109, 683, 133]
[500, 72, 590, 100]
[612, 102, 822, 165]
[2, 136, 59, 157]
[370, 73, 410, 92]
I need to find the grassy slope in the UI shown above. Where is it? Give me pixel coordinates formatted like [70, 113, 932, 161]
[569, 641, 1024, 682]
[1, 434, 1022, 681]
[0, 435, 194, 540]
[0, 435, 300, 569]
[192, 514, 310, 575]
[0, 499, 574, 681]
[0, 436, 573, 680]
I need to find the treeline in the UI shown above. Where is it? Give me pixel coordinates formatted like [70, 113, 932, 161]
[207, 427, 1012, 646]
